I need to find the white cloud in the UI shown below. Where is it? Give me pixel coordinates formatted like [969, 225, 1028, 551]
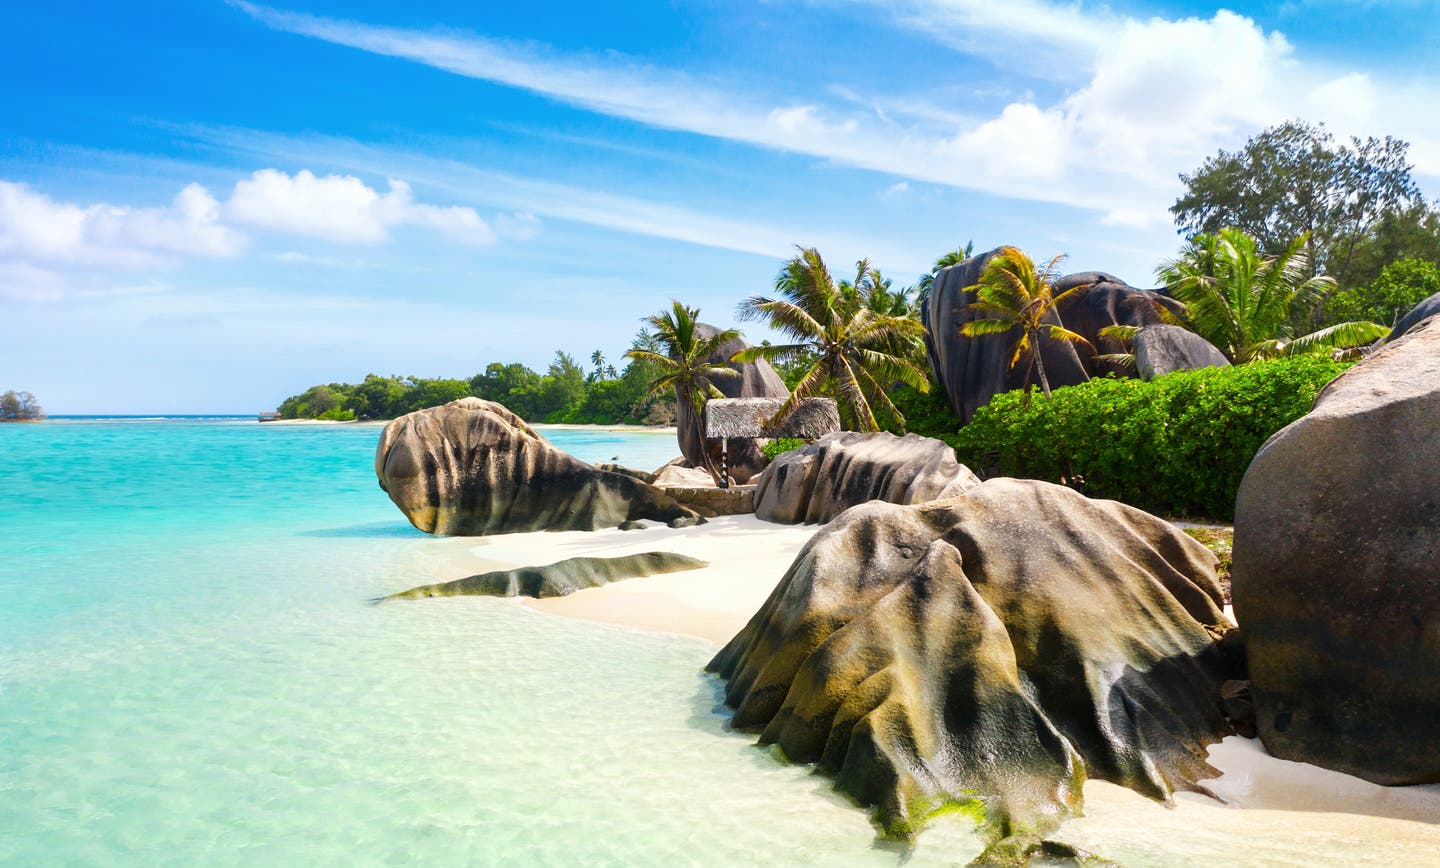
[0, 181, 245, 267]
[226, 169, 495, 245]
[237, 1, 1440, 229]
[0, 261, 67, 302]
[494, 210, 542, 240]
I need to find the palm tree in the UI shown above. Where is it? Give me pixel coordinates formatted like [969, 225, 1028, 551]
[625, 301, 739, 485]
[733, 247, 930, 432]
[1157, 228, 1389, 362]
[958, 247, 1094, 401]
[917, 241, 976, 298]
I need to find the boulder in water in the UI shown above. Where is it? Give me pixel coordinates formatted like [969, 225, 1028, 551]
[376, 398, 700, 535]
[710, 478, 1236, 841]
[753, 431, 980, 524]
[384, 551, 709, 600]
[1232, 315, 1440, 785]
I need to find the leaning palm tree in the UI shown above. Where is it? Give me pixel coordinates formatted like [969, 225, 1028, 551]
[959, 247, 1094, 401]
[624, 301, 739, 485]
[733, 247, 930, 432]
[1157, 228, 1388, 362]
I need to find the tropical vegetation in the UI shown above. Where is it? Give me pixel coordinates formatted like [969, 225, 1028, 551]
[1171, 120, 1432, 292]
[276, 333, 676, 424]
[625, 301, 740, 484]
[950, 355, 1353, 519]
[1324, 258, 1440, 328]
[1156, 227, 1389, 362]
[958, 247, 1094, 400]
[0, 390, 44, 421]
[733, 247, 930, 431]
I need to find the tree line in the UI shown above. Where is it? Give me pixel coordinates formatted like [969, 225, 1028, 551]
[275, 332, 675, 424]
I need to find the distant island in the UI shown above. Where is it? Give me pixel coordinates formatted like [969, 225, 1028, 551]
[0, 390, 44, 421]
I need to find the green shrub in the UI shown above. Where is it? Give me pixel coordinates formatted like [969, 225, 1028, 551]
[883, 384, 963, 446]
[762, 437, 806, 461]
[951, 356, 1351, 519]
[317, 407, 356, 421]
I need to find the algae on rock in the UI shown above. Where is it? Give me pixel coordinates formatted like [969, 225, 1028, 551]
[709, 478, 1239, 844]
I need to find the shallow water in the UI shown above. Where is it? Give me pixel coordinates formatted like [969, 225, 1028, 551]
[0, 420, 987, 865]
[3, 419, 1437, 866]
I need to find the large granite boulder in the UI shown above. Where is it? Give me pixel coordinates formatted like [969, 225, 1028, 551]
[674, 323, 789, 484]
[1134, 324, 1231, 380]
[376, 398, 700, 535]
[753, 431, 980, 524]
[709, 478, 1237, 842]
[1385, 289, 1440, 342]
[384, 552, 708, 600]
[1231, 316, 1440, 785]
[922, 250, 1187, 423]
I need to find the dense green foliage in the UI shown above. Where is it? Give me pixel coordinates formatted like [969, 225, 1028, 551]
[277, 339, 673, 424]
[735, 247, 929, 431]
[1324, 258, 1440, 328]
[949, 357, 1351, 519]
[0, 390, 44, 420]
[1157, 228, 1387, 361]
[1171, 121, 1428, 288]
[761, 437, 806, 461]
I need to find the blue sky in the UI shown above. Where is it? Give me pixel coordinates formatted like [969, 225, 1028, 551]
[3, 0, 1438, 412]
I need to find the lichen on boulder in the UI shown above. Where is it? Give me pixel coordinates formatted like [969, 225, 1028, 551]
[753, 431, 980, 525]
[375, 397, 699, 535]
[709, 478, 1238, 842]
[384, 551, 708, 600]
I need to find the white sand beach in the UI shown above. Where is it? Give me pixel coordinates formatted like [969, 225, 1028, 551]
[423, 515, 1440, 861]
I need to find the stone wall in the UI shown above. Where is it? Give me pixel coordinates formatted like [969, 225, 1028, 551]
[658, 484, 756, 517]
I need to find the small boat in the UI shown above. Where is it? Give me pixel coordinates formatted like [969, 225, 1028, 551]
[257, 412, 281, 423]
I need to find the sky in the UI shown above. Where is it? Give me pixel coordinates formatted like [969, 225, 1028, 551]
[3, 0, 1439, 412]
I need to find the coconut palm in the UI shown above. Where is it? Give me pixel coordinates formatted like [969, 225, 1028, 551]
[733, 247, 930, 432]
[917, 241, 976, 298]
[625, 301, 739, 485]
[1157, 228, 1389, 362]
[959, 247, 1094, 401]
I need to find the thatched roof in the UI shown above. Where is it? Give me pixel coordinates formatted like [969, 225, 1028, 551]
[705, 397, 839, 439]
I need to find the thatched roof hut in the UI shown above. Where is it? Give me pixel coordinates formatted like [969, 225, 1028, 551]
[704, 397, 839, 440]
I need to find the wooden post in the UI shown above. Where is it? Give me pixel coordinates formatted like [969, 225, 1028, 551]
[720, 437, 730, 489]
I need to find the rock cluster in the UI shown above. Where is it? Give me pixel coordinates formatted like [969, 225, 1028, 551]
[921, 250, 1226, 422]
[1232, 314, 1440, 785]
[753, 431, 979, 524]
[376, 398, 699, 535]
[384, 552, 708, 600]
[710, 478, 1237, 841]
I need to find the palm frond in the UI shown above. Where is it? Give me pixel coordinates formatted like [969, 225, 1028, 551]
[1283, 320, 1389, 355]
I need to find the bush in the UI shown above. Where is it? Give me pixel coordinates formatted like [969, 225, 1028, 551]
[317, 407, 356, 421]
[762, 437, 806, 461]
[1324, 258, 1440, 327]
[883, 384, 963, 445]
[951, 356, 1351, 519]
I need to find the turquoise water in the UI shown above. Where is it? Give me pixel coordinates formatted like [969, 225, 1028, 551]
[0, 420, 986, 865]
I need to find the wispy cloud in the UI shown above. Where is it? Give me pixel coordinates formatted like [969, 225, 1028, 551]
[236, 1, 1440, 230]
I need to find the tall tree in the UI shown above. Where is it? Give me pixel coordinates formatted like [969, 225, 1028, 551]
[1171, 121, 1425, 288]
[624, 302, 739, 485]
[957, 247, 1093, 401]
[917, 241, 976, 298]
[734, 247, 930, 431]
[1157, 228, 1389, 362]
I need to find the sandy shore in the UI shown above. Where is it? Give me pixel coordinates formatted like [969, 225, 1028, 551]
[416, 515, 1440, 857]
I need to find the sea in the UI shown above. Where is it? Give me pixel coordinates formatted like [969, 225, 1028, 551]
[3, 418, 1436, 866]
